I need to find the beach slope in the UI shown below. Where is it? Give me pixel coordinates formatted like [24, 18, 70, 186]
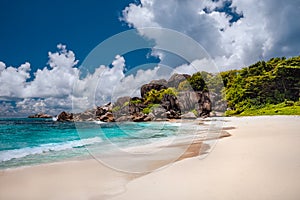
[111, 116, 300, 200]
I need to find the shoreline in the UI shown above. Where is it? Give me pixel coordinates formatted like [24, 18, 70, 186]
[0, 116, 299, 199]
[111, 115, 300, 200]
[0, 118, 224, 171]
[0, 118, 229, 200]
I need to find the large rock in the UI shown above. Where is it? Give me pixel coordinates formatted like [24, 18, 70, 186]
[167, 73, 191, 88]
[114, 96, 131, 107]
[209, 92, 227, 112]
[177, 91, 201, 112]
[95, 102, 112, 117]
[74, 111, 95, 121]
[161, 94, 180, 111]
[177, 91, 212, 117]
[115, 115, 132, 122]
[57, 111, 73, 122]
[181, 112, 197, 119]
[132, 113, 147, 122]
[194, 92, 212, 117]
[166, 110, 181, 119]
[150, 79, 167, 86]
[140, 82, 167, 98]
[99, 112, 115, 122]
[152, 106, 167, 118]
[28, 113, 52, 118]
[144, 112, 155, 121]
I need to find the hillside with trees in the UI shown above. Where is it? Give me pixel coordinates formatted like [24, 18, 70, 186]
[218, 56, 300, 115]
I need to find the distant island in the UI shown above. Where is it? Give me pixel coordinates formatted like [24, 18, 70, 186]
[29, 55, 300, 121]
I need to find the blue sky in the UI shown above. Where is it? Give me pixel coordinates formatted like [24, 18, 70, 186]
[0, 0, 154, 71]
[0, 0, 299, 116]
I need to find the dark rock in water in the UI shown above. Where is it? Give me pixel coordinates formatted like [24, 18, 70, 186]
[75, 112, 95, 121]
[95, 107, 106, 117]
[57, 111, 73, 122]
[99, 112, 115, 122]
[167, 73, 191, 88]
[28, 113, 52, 118]
[140, 82, 167, 98]
[96, 102, 112, 117]
[71, 108, 98, 121]
[115, 115, 132, 122]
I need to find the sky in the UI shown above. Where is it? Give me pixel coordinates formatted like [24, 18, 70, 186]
[0, 0, 300, 117]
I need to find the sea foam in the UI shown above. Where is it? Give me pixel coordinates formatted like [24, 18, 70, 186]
[0, 137, 102, 162]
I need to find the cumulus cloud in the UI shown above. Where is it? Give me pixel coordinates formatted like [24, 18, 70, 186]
[0, 45, 173, 116]
[72, 55, 170, 112]
[122, 0, 300, 70]
[0, 61, 6, 71]
[0, 62, 31, 98]
[0, 44, 81, 116]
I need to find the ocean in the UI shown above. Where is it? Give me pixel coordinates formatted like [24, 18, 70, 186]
[0, 118, 205, 170]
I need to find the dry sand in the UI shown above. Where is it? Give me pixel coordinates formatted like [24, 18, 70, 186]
[0, 116, 299, 200]
[111, 116, 300, 200]
[0, 159, 133, 200]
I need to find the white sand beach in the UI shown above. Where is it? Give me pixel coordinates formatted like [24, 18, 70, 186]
[0, 116, 299, 200]
[112, 116, 300, 200]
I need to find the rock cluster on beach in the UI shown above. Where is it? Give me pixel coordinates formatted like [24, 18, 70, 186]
[56, 73, 217, 122]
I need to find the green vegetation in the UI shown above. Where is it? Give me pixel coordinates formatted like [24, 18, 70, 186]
[130, 99, 142, 104]
[112, 106, 120, 112]
[178, 71, 224, 96]
[191, 109, 198, 117]
[188, 72, 208, 91]
[144, 88, 177, 104]
[221, 56, 300, 116]
[142, 107, 151, 114]
[225, 101, 300, 116]
[142, 103, 161, 114]
[123, 101, 129, 107]
[178, 80, 191, 91]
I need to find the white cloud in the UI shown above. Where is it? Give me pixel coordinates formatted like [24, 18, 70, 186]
[0, 61, 6, 71]
[0, 62, 31, 98]
[48, 44, 79, 69]
[174, 58, 215, 75]
[0, 46, 173, 116]
[72, 55, 169, 112]
[122, 0, 300, 71]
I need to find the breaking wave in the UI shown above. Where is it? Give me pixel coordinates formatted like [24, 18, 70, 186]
[0, 137, 102, 162]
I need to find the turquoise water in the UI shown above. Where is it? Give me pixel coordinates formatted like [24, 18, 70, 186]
[0, 118, 200, 169]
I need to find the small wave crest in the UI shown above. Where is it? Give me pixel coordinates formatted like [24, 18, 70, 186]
[0, 137, 102, 162]
[93, 121, 106, 124]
